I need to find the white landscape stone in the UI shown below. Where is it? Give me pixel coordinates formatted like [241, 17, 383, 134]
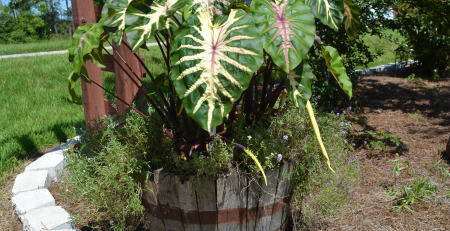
[22, 206, 75, 231]
[11, 189, 55, 215]
[25, 151, 65, 178]
[12, 170, 50, 196]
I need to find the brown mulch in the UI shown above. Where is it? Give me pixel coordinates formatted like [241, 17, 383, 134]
[319, 73, 450, 230]
[0, 160, 33, 231]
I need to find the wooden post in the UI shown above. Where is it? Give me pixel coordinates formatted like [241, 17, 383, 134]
[71, 0, 105, 127]
[112, 35, 143, 116]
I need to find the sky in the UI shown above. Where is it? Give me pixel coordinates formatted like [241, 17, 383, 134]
[1, 0, 72, 12]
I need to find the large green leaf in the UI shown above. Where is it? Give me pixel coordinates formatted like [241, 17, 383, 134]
[304, 0, 344, 31]
[103, 0, 133, 45]
[251, 0, 315, 72]
[171, 9, 263, 132]
[125, 0, 188, 52]
[67, 65, 88, 105]
[68, 17, 106, 76]
[287, 60, 314, 108]
[321, 45, 352, 98]
[343, 0, 360, 41]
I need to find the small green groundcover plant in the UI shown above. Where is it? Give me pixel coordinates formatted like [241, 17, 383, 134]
[62, 0, 363, 228]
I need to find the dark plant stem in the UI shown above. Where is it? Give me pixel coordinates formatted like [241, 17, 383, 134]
[259, 79, 286, 112]
[90, 79, 174, 139]
[172, 15, 182, 27]
[244, 76, 254, 125]
[268, 78, 286, 108]
[120, 41, 156, 82]
[181, 109, 191, 136]
[119, 41, 172, 113]
[102, 47, 168, 113]
[102, 47, 181, 134]
[155, 32, 169, 51]
[260, 58, 273, 104]
[254, 75, 258, 107]
[154, 35, 169, 69]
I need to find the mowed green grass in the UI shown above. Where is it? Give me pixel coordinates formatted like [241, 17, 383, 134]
[357, 30, 406, 69]
[0, 54, 83, 176]
[0, 37, 159, 56]
[0, 39, 72, 56]
[0, 45, 166, 179]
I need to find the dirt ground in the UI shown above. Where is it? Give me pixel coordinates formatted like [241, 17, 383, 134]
[0, 160, 32, 231]
[317, 72, 450, 230]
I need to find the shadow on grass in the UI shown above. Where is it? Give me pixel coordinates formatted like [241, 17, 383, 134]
[0, 120, 85, 174]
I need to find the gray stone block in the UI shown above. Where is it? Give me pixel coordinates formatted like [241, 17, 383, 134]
[25, 152, 65, 178]
[11, 189, 55, 216]
[22, 206, 75, 231]
[12, 170, 50, 196]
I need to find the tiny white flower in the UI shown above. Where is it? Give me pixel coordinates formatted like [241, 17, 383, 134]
[247, 135, 252, 140]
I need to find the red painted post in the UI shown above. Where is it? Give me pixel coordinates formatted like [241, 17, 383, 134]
[112, 35, 143, 116]
[71, 0, 106, 126]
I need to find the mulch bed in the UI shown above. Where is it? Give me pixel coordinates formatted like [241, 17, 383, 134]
[315, 71, 450, 230]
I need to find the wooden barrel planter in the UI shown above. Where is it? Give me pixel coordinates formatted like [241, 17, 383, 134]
[141, 160, 296, 231]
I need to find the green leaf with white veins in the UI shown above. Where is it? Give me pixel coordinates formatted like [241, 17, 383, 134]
[69, 17, 106, 75]
[251, 0, 315, 72]
[171, 9, 263, 132]
[287, 60, 314, 109]
[322, 45, 352, 98]
[304, 0, 344, 31]
[103, 0, 133, 45]
[125, 0, 188, 52]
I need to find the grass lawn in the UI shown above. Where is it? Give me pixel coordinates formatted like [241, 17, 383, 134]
[0, 45, 165, 181]
[0, 37, 159, 56]
[357, 30, 406, 69]
[0, 39, 72, 56]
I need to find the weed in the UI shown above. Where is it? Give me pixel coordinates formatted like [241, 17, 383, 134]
[409, 112, 419, 122]
[387, 158, 407, 178]
[433, 160, 450, 182]
[387, 177, 437, 212]
[406, 73, 423, 84]
[364, 130, 403, 151]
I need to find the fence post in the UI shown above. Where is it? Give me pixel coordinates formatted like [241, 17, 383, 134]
[112, 35, 143, 116]
[71, 0, 106, 126]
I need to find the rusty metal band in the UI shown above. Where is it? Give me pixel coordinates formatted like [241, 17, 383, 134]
[142, 196, 290, 225]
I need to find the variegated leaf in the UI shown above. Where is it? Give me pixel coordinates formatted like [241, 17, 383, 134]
[321, 45, 352, 98]
[171, 9, 263, 132]
[251, 0, 315, 72]
[125, 0, 188, 52]
[287, 60, 314, 108]
[68, 17, 106, 76]
[305, 0, 344, 31]
[103, 0, 133, 45]
[343, 0, 360, 41]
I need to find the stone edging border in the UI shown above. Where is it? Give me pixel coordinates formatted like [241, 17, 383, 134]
[11, 136, 81, 231]
[10, 60, 415, 230]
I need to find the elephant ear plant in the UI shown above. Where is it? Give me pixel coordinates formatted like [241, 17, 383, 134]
[67, 0, 359, 183]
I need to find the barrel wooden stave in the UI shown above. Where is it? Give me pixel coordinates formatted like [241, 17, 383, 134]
[144, 163, 294, 231]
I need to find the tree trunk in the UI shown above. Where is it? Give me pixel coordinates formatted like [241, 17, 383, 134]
[66, 0, 72, 37]
[49, 0, 58, 34]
